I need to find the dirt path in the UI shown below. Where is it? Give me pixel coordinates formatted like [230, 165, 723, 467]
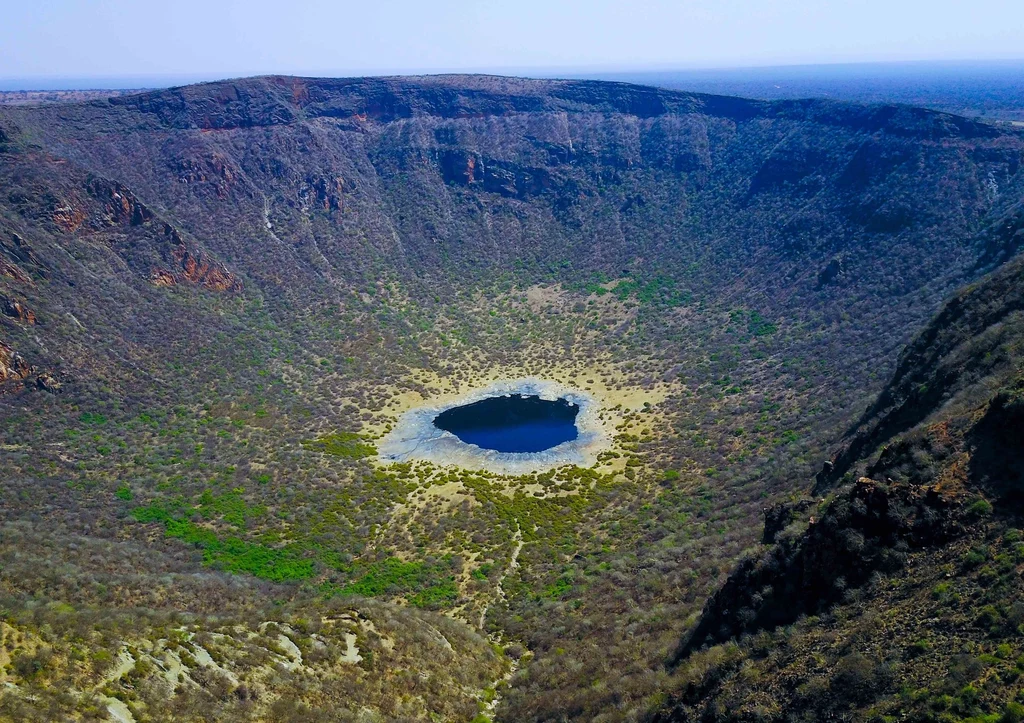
[477, 521, 527, 720]
[478, 522, 523, 630]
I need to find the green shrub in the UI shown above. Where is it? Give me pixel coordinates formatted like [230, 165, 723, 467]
[968, 498, 994, 518]
[410, 580, 459, 609]
[341, 557, 458, 609]
[9, 649, 51, 680]
[132, 503, 313, 582]
[977, 605, 1004, 630]
[907, 639, 932, 657]
[964, 547, 988, 569]
[1003, 701, 1024, 723]
[747, 311, 778, 337]
[301, 432, 376, 459]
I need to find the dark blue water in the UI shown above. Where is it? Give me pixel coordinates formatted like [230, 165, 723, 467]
[434, 394, 579, 453]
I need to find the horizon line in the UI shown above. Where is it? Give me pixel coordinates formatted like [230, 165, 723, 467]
[2, 57, 1024, 92]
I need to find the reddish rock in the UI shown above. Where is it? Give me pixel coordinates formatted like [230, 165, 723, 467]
[52, 200, 87, 232]
[173, 152, 236, 197]
[289, 79, 310, 106]
[0, 259, 33, 286]
[306, 175, 345, 211]
[86, 177, 154, 226]
[173, 244, 239, 291]
[149, 269, 176, 287]
[0, 341, 32, 383]
[154, 224, 239, 291]
[1, 295, 36, 324]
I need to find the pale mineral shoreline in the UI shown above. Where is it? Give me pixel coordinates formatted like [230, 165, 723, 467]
[376, 377, 608, 475]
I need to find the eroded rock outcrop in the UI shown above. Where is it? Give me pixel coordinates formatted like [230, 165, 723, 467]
[173, 151, 238, 198]
[174, 244, 238, 290]
[35, 371, 61, 393]
[436, 149, 555, 200]
[86, 176, 155, 226]
[302, 174, 346, 211]
[1, 295, 36, 324]
[1, 233, 46, 279]
[0, 341, 32, 384]
[51, 199, 88, 233]
[0, 258, 33, 285]
[149, 269, 176, 287]
[146, 224, 239, 291]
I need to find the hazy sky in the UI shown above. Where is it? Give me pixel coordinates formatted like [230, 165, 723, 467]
[2, 0, 1023, 84]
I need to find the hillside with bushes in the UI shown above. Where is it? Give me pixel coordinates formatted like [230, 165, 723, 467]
[655, 255, 1024, 722]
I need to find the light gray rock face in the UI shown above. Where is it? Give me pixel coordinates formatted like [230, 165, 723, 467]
[378, 378, 607, 474]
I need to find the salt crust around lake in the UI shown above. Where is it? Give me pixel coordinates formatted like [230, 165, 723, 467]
[378, 378, 607, 474]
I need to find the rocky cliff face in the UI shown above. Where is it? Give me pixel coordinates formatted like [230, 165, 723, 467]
[0, 75, 1021, 395]
[0, 340, 31, 384]
[657, 253, 1024, 722]
[673, 477, 968, 663]
[1, 294, 35, 324]
[816, 254, 1024, 492]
